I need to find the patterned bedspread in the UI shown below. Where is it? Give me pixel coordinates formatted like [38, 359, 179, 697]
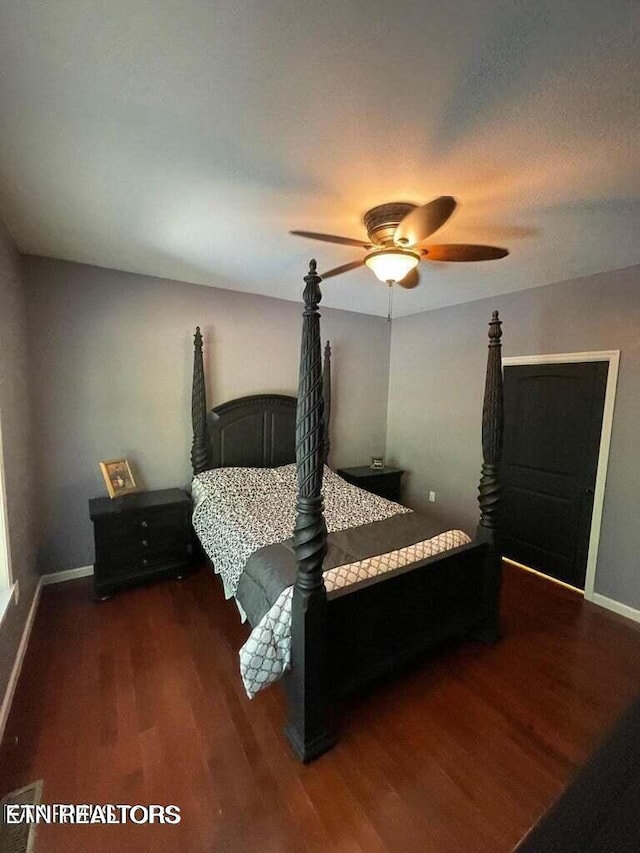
[192, 464, 411, 598]
[192, 464, 470, 697]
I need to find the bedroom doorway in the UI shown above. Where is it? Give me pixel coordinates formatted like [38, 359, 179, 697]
[501, 352, 619, 594]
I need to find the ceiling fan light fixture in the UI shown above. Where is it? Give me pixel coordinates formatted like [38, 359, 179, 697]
[364, 248, 420, 284]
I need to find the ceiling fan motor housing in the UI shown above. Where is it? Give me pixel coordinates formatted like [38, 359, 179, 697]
[363, 202, 416, 246]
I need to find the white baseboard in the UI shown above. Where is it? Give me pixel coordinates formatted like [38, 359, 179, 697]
[1, 565, 95, 743]
[41, 565, 93, 585]
[589, 592, 640, 624]
[0, 578, 43, 745]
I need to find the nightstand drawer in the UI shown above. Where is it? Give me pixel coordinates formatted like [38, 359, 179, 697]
[96, 506, 186, 544]
[97, 531, 187, 564]
[337, 466, 405, 503]
[365, 472, 402, 500]
[96, 543, 190, 580]
[95, 520, 187, 557]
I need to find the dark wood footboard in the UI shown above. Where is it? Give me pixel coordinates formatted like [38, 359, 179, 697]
[327, 541, 490, 697]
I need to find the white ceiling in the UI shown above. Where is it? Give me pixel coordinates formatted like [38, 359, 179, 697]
[0, 0, 638, 317]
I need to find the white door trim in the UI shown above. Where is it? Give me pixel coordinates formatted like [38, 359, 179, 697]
[501, 350, 620, 601]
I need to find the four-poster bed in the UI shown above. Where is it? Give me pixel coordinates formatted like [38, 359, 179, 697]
[190, 259, 504, 762]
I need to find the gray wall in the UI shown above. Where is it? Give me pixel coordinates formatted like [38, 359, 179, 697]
[24, 256, 391, 574]
[0, 222, 37, 703]
[386, 264, 640, 610]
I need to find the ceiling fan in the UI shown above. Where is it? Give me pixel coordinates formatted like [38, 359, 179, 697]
[291, 197, 509, 289]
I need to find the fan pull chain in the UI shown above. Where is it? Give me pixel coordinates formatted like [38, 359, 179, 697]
[387, 282, 394, 322]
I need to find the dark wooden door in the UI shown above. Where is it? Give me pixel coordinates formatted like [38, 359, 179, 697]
[501, 361, 608, 588]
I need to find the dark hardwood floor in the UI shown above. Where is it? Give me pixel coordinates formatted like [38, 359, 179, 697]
[1, 563, 639, 852]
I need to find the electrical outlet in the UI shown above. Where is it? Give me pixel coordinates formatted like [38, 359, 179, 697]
[429, 491, 436, 503]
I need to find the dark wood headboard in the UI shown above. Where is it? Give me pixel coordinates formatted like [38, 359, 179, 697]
[208, 394, 297, 468]
[190, 329, 332, 473]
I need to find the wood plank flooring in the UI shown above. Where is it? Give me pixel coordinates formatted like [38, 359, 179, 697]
[1, 563, 639, 852]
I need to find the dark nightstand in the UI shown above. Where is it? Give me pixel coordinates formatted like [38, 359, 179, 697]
[337, 466, 405, 502]
[89, 488, 193, 599]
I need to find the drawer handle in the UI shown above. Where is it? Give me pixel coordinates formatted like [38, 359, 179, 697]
[140, 520, 148, 528]
[141, 539, 149, 548]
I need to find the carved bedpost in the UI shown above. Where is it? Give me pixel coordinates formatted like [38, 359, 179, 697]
[323, 341, 332, 467]
[191, 326, 208, 475]
[284, 260, 335, 762]
[475, 310, 504, 642]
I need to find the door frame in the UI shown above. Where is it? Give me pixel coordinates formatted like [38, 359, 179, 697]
[501, 350, 620, 600]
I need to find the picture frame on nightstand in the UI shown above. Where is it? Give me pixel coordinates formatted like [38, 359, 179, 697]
[99, 458, 137, 499]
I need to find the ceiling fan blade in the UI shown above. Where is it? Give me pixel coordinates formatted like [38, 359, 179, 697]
[290, 230, 372, 248]
[394, 196, 457, 247]
[319, 259, 365, 280]
[424, 244, 509, 262]
[397, 268, 420, 289]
